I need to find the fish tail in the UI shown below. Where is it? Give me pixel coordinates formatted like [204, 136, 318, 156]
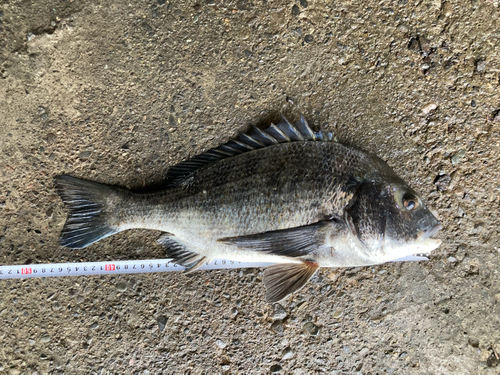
[54, 175, 124, 249]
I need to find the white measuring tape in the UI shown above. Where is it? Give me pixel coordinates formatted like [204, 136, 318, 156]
[0, 255, 427, 280]
[0, 259, 274, 280]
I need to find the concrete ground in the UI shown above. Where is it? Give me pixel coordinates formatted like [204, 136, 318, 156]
[1, 0, 500, 373]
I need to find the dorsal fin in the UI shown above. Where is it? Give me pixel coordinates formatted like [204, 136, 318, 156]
[165, 116, 329, 186]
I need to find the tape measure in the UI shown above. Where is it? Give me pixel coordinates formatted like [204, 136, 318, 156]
[0, 259, 273, 280]
[0, 254, 427, 280]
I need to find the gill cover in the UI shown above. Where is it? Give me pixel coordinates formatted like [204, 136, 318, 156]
[344, 181, 387, 251]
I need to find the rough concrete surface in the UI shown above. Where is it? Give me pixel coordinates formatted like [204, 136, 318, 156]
[1, 0, 500, 373]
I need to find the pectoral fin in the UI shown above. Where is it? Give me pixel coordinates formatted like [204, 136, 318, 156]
[158, 234, 207, 273]
[264, 262, 320, 303]
[219, 220, 343, 258]
[219, 221, 335, 258]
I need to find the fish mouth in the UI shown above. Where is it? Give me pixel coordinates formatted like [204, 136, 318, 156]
[413, 223, 443, 259]
[422, 223, 443, 239]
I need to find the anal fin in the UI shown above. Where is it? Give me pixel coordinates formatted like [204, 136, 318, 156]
[264, 261, 319, 303]
[158, 234, 207, 273]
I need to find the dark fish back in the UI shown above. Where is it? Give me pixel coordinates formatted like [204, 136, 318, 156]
[163, 141, 377, 236]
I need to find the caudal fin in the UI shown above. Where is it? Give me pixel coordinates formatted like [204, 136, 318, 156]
[55, 175, 121, 249]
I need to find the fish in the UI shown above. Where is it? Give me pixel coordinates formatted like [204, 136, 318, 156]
[55, 116, 443, 303]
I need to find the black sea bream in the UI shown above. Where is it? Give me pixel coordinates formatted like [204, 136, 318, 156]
[55, 117, 442, 302]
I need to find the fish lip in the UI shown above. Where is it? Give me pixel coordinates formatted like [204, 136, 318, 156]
[411, 223, 443, 259]
[422, 223, 443, 240]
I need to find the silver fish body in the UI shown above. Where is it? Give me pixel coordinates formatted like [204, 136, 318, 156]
[55, 117, 442, 302]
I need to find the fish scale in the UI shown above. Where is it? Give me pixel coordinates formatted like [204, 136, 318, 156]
[133, 143, 362, 236]
[55, 116, 442, 303]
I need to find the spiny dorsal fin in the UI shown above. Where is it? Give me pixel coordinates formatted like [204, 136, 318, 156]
[165, 116, 329, 186]
[264, 262, 320, 303]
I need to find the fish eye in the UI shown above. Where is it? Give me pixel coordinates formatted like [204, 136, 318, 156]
[403, 194, 419, 211]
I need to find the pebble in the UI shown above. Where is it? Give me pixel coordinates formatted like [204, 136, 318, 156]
[448, 256, 457, 263]
[271, 320, 284, 334]
[303, 322, 320, 336]
[434, 174, 451, 191]
[41, 334, 51, 343]
[115, 282, 127, 292]
[441, 1, 453, 16]
[291, 4, 300, 16]
[422, 103, 438, 115]
[419, 37, 431, 53]
[46, 133, 56, 145]
[473, 222, 484, 234]
[408, 37, 421, 53]
[300, 0, 308, 8]
[292, 27, 302, 37]
[451, 150, 465, 165]
[397, 23, 409, 32]
[272, 304, 288, 320]
[333, 310, 343, 318]
[468, 338, 479, 348]
[236, 0, 253, 11]
[359, 347, 370, 357]
[476, 60, 486, 73]
[304, 34, 314, 43]
[282, 346, 294, 360]
[78, 151, 92, 159]
[216, 339, 227, 349]
[157, 316, 168, 332]
[270, 364, 282, 373]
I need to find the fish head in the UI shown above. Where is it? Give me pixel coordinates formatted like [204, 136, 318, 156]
[344, 180, 442, 263]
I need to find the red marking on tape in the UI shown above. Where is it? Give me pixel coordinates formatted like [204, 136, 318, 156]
[105, 264, 115, 271]
[21, 268, 32, 274]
